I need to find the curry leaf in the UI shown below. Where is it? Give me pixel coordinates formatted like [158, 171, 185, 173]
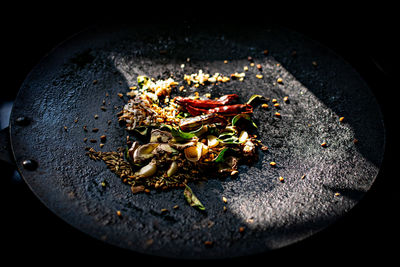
[184, 185, 205, 211]
[247, 94, 266, 105]
[232, 113, 257, 128]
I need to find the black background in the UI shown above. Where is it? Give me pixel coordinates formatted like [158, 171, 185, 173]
[1, 3, 398, 265]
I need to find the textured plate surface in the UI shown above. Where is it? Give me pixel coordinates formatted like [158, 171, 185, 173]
[9, 24, 385, 259]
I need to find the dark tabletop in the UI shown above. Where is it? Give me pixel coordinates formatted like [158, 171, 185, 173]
[1, 5, 398, 265]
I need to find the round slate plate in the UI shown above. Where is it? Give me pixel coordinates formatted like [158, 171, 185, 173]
[9, 24, 385, 259]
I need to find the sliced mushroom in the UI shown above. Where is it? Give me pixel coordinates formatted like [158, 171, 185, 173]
[153, 143, 179, 154]
[168, 139, 197, 150]
[133, 143, 159, 163]
[184, 142, 207, 162]
[128, 141, 140, 160]
[149, 129, 173, 143]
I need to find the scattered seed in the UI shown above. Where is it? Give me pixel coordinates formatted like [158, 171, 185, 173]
[239, 226, 245, 233]
[100, 135, 107, 143]
[353, 138, 359, 144]
[83, 138, 88, 142]
[339, 117, 344, 122]
[92, 128, 99, 132]
[256, 64, 262, 70]
[283, 96, 289, 102]
[116, 210, 122, 217]
[270, 161, 276, 166]
[99, 143, 104, 148]
[301, 174, 306, 179]
[312, 61, 318, 67]
[222, 196, 228, 203]
[83, 125, 88, 132]
[94, 114, 99, 119]
[261, 103, 269, 109]
[223, 60, 228, 64]
[89, 139, 97, 143]
[100, 106, 107, 111]
[334, 192, 341, 196]
[273, 103, 280, 108]
[279, 176, 284, 182]
[321, 142, 328, 147]
[272, 98, 277, 103]
[243, 66, 249, 71]
[247, 56, 253, 61]
[93, 80, 98, 84]
[63, 126, 68, 132]
[256, 74, 263, 79]
[263, 49, 269, 55]
[277, 78, 283, 84]
[223, 206, 227, 212]
[173, 205, 179, 210]
[117, 93, 123, 98]
[161, 208, 169, 213]
[275, 112, 281, 117]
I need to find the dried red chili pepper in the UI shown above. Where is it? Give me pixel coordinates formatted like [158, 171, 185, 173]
[185, 103, 253, 116]
[175, 94, 239, 108]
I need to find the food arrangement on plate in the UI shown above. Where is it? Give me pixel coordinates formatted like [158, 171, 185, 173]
[87, 70, 277, 210]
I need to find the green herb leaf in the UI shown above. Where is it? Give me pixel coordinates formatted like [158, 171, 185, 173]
[177, 112, 191, 119]
[184, 185, 205, 211]
[231, 113, 257, 128]
[247, 94, 265, 105]
[133, 126, 149, 136]
[125, 146, 131, 161]
[137, 75, 151, 90]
